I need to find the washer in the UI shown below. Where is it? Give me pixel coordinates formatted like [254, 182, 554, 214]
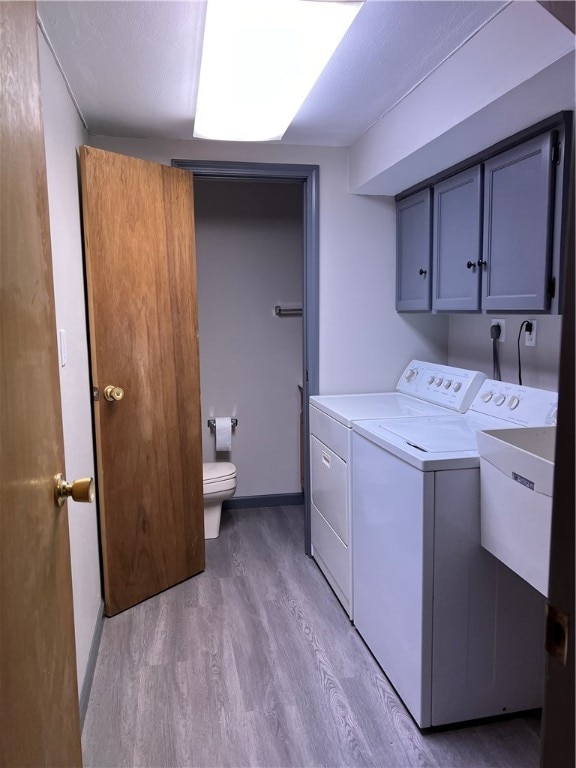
[309, 360, 486, 618]
[352, 379, 558, 727]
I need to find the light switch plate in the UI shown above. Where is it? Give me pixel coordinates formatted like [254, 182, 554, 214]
[58, 329, 67, 367]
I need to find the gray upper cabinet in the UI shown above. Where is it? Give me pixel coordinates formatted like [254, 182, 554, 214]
[432, 166, 483, 311]
[482, 132, 555, 311]
[396, 188, 432, 311]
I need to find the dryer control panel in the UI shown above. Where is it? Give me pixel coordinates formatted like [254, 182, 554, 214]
[396, 360, 486, 413]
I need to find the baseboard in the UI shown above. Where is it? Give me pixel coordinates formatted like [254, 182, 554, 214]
[224, 492, 304, 510]
[80, 600, 104, 729]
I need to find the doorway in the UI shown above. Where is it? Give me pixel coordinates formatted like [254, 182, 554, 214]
[173, 160, 319, 554]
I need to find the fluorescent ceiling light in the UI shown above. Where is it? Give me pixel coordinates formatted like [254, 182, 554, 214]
[194, 0, 363, 142]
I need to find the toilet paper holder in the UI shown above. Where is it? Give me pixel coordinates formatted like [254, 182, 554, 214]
[207, 418, 238, 431]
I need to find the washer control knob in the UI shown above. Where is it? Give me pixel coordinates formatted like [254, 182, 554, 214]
[508, 396, 520, 410]
[405, 368, 417, 382]
[453, 382, 462, 392]
[482, 391, 494, 402]
[443, 380, 452, 389]
[494, 394, 506, 406]
[427, 376, 435, 385]
[435, 377, 443, 386]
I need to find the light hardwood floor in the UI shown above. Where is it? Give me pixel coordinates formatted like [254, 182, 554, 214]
[82, 506, 541, 768]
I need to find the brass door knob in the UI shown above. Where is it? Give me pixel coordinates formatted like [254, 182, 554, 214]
[104, 385, 124, 402]
[54, 474, 95, 507]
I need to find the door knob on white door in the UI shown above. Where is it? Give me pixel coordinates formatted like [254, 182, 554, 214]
[104, 385, 124, 401]
[54, 474, 95, 507]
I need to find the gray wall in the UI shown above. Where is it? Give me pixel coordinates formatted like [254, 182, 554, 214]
[448, 315, 562, 391]
[194, 179, 303, 497]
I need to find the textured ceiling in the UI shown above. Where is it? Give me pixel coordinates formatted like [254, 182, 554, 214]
[38, 0, 509, 146]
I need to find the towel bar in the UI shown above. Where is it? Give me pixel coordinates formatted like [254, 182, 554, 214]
[275, 305, 302, 317]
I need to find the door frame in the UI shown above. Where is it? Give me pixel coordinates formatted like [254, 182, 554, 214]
[540, 132, 574, 768]
[172, 159, 319, 554]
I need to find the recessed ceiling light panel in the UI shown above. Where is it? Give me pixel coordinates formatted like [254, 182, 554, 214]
[194, 0, 363, 141]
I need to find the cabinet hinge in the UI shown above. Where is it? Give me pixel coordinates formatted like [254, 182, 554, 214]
[548, 276, 556, 299]
[551, 142, 562, 165]
[92, 386, 100, 401]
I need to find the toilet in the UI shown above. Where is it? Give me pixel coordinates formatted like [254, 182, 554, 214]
[202, 462, 237, 539]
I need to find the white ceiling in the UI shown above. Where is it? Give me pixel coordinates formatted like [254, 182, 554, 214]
[38, 0, 510, 147]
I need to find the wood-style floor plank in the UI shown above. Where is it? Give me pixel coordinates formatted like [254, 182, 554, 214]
[82, 505, 541, 768]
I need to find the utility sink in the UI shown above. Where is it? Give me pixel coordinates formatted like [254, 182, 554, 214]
[478, 426, 556, 597]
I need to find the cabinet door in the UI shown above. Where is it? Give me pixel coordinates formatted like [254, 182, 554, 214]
[482, 132, 555, 311]
[432, 166, 482, 311]
[396, 189, 432, 311]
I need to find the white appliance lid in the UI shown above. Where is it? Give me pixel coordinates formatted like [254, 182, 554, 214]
[309, 392, 447, 427]
[376, 416, 481, 453]
[366, 409, 520, 452]
[353, 416, 481, 471]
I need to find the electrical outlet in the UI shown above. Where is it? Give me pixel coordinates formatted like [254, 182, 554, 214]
[490, 319, 505, 342]
[525, 320, 537, 347]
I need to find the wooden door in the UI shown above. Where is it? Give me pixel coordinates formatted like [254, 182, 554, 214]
[79, 147, 204, 617]
[0, 2, 82, 765]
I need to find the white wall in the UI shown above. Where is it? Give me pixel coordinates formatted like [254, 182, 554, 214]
[350, 2, 575, 195]
[88, 135, 449, 393]
[38, 33, 102, 694]
[195, 179, 303, 496]
[448, 315, 562, 392]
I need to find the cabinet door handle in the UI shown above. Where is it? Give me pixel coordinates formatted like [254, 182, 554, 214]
[477, 259, 487, 268]
[466, 261, 476, 270]
[419, 268, 427, 277]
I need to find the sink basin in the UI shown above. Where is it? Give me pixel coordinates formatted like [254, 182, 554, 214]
[478, 426, 556, 597]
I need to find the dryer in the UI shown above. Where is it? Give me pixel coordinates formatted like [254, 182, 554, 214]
[309, 360, 486, 617]
[352, 379, 558, 727]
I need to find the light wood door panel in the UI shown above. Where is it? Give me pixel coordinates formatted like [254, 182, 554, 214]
[0, 2, 82, 765]
[79, 147, 204, 616]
